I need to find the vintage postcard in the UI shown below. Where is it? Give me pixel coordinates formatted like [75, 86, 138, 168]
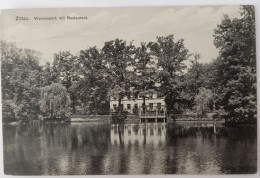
[0, 6, 257, 175]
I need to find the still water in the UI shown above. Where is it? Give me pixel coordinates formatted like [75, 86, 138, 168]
[3, 122, 257, 175]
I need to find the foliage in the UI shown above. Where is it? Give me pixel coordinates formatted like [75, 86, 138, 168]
[194, 88, 214, 117]
[132, 42, 157, 111]
[149, 35, 190, 112]
[41, 62, 59, 87]
[213, 5, 256, 121]
[76, 47, 109, 115]
[53, 51, 80, 113]
[181, 54, 219, 110]
[102, 39, 135, 112]
[181, 54, 203, 102]
[1, 6, 256, 124]
[2, 99, 16, 123]
[1, 41, 42, 122]
[39, 83, 71, 119]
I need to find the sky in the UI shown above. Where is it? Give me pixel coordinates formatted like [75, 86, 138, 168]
[1, 6, 241, 65]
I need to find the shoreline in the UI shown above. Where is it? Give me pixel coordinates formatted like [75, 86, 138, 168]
[3, 118, 256, 127]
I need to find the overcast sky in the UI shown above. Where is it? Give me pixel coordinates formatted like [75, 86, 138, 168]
[1, 6, 241, 65]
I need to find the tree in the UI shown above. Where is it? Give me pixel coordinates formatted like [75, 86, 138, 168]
[76, 47, 109, 115]
[1, 41, 42, 122]
[41, 62, 59, 87]
[1, 41, 20, 100]
[213, 5, 256, 121]
[133, 42, 157, 113]
[102, 39, 135, 113]
[53, 51, 79, 113]
[39, 83, 71, 119]
[149, 35, 190, 113]
[194, 88, 213, 117]
[181, 54, 219, 110]
[181, 53, 203, 102]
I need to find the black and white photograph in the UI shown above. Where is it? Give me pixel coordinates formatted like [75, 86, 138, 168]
[0, 4, 257, 175]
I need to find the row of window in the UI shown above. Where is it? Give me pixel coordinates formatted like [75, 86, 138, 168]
[112, 103, 162, 110]
[112, 93, 163, 101]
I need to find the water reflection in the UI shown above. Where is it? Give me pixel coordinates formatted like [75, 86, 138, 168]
[3, 122, 257, 175]
[110, 123, 166, 146]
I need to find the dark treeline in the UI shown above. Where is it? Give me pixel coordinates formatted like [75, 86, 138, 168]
[1, 6, 256, 123]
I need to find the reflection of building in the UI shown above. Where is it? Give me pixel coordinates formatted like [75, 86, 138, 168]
[110, 93, 165, 114]
[110, 123, 166, 146]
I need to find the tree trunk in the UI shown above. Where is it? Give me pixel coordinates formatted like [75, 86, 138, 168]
[167, 94, 173, 114]
[72, 99, 76, 114]
[50, 109, 53, 119]
[143, 96, 146, 114]
[50, 101, 53, 119]
[2, 89, 6, 100]
[95, 98, 98, 116]
[118, 96, 122, 114]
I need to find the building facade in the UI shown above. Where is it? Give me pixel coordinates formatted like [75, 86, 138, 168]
[110, 93, 165, 114]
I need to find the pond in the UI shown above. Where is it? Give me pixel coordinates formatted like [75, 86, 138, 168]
[3, 121, 257, 175]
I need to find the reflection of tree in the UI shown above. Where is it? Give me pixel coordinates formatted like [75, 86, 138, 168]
[3, 123, 257, 175]
[142, 148, 154, 174]
[109, 123, 167, 174]
[118, 125, 124, 145]
[218, 127, 257, 174]
[6, 123, 112, 175]
[166, 124, 220, 140]
[118, 144, 131, 174]
[165, 123, 257, 174]
[69, 123, 111, 174]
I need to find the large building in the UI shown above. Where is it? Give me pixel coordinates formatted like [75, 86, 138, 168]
[110, 93, 165, 114]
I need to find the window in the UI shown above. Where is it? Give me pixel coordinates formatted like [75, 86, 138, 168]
[157, 93, 162, 98]
[113, 104, 117, 110]
[127, 104, 131, 110]
[133, 104, 139, 114]
[157, 103, 161, 110]
[149, 103, 153, 110]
